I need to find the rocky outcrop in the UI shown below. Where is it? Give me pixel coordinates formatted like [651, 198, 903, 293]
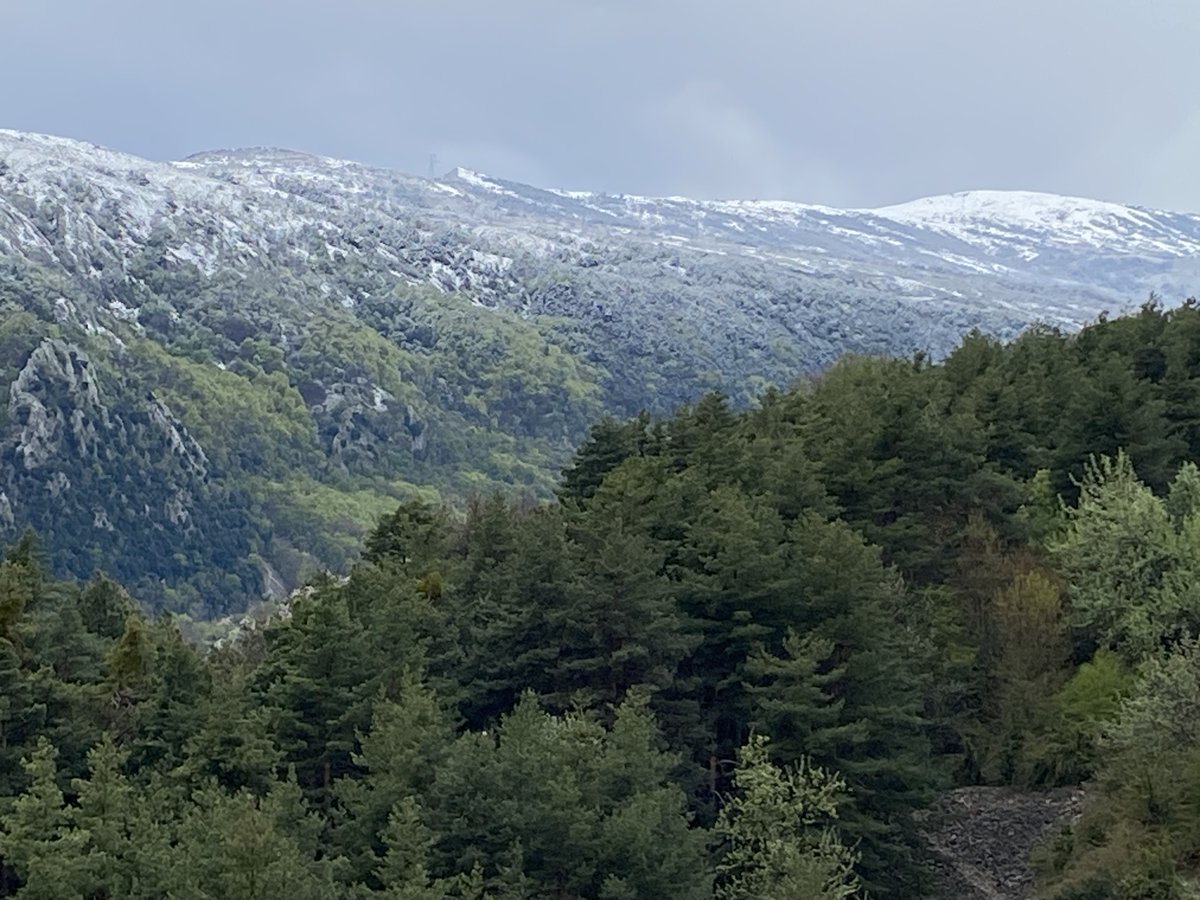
[146, 394, 208, 477]
[9, 338, 108, 469]
[403, 403, 427, 457]
[0, 331, 243, 605]
[312, 379, 427, 467]
[919, 786, 1085, 900]
[4, 340, 208, 509]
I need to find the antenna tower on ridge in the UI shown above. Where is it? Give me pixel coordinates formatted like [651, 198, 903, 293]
[428, 153, 438, 180]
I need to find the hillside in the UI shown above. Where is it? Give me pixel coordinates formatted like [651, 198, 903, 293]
[1, 128, 1198, 612]
[8, 303, 1200, 897]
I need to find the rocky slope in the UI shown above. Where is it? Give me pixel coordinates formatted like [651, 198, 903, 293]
[921, 787, 1086, 899]
[1, 128, 1197, 612]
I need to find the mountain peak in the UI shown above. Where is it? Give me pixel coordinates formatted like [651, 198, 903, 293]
[869, 189, 1200, 258]
[874, 189, 1147, 224]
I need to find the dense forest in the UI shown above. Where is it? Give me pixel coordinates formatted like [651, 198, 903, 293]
[5, 300, 1200, 897]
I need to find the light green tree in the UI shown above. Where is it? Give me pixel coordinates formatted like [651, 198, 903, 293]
[712, 734, 860, 900]
[1050, 452, 1181, 657]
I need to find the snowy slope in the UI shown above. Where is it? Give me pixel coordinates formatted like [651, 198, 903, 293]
[2, 128, 1199, 358]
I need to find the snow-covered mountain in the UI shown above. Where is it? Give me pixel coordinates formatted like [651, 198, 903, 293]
[3, 128, 1197, 349]
[2, 128, 1199, 610]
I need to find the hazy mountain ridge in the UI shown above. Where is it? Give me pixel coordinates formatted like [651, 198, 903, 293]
[0, 128, 1197, 612]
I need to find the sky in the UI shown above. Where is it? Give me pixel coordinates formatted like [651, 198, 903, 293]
[3, 0, 1199, 211]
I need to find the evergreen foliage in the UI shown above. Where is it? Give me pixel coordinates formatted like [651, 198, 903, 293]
[7, 305, 1200, 895]
[712, 735, 859, 900]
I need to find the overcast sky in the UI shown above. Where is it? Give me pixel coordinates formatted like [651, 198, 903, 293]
[4, 0, 1198, 210]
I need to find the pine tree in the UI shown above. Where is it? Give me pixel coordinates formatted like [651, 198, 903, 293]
[558, 411, 656, 504]
[254, 587, 377, 812]
[364, 500, 451, 571]
[551, 491, 698, 717]
[0, 637, 45, 797]
[68, 734, 144, 898]
[426, 693, 711, 899]
[375, 797, 444, 900]
[0, 738, 93, 899]
[123, 618, 212, 774]
[744, 514, 936, 897]
[163, 777, 335, 900]
[334, 670, 452, 886]
[177, 667, 282, 795]
[77, 573, 135, 640]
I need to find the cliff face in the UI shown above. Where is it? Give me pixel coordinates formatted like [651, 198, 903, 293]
[0, 331, 258, 613]
[3, 337, 208, 524]
[9, 338, 107, 470]
[920, 787, 1085, 899]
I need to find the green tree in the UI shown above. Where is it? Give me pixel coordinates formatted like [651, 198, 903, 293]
[558, 412, 657, 504]
[163, 775, 336, 900]
[254, 588, 376, 812]
[77, 573, 136, 640]
[0, 638, 45, 797]
[712, 735, 859, 900]
[334, 670, 453, 887]
[0, 739, 92, 899]
[176, 668, 282, 795]
[373, 797, 446, 899]
[1050, 452, 1186, 658]
[743, 514, 935, 896]
[426, 693, 711, 898]
[554, 483, 699, 716]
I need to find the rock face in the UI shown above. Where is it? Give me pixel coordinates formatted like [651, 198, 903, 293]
[9, 338, 107, 469]
[919, 786, 1085, 900]
[2, 338, 205, 522]
[146, 394, 208, 478]
[313, 379, 426, 468]
[0, 332, 261, 610]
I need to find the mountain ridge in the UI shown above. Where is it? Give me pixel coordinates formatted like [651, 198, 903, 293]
[1, 127, 1197, 612]
[7, 127, 1197, 306]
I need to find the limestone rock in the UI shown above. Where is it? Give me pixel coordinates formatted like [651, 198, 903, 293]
[9, 337, 108, 470]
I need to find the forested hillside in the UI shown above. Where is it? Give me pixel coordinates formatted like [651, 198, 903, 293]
[4, 130, 1200, 616]
[3, 302, 1200, 897]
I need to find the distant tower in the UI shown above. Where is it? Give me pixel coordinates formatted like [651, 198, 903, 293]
[428, 153, 438, 180]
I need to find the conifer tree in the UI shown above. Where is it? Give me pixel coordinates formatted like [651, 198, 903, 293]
[426, 693, 711, 899]
[0, 638, 44, 797]
[375, 797, 445, 900]
[743, 514, 935, 896]
[0, 739, 92, 899]
[558, 411, 656, 504]
[163, 776, 335, 900]
[77, 573, 135, 641]
[177, 668, 282, 795]
[334, 670, 452, 886]
[254, 588, 376, 811]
